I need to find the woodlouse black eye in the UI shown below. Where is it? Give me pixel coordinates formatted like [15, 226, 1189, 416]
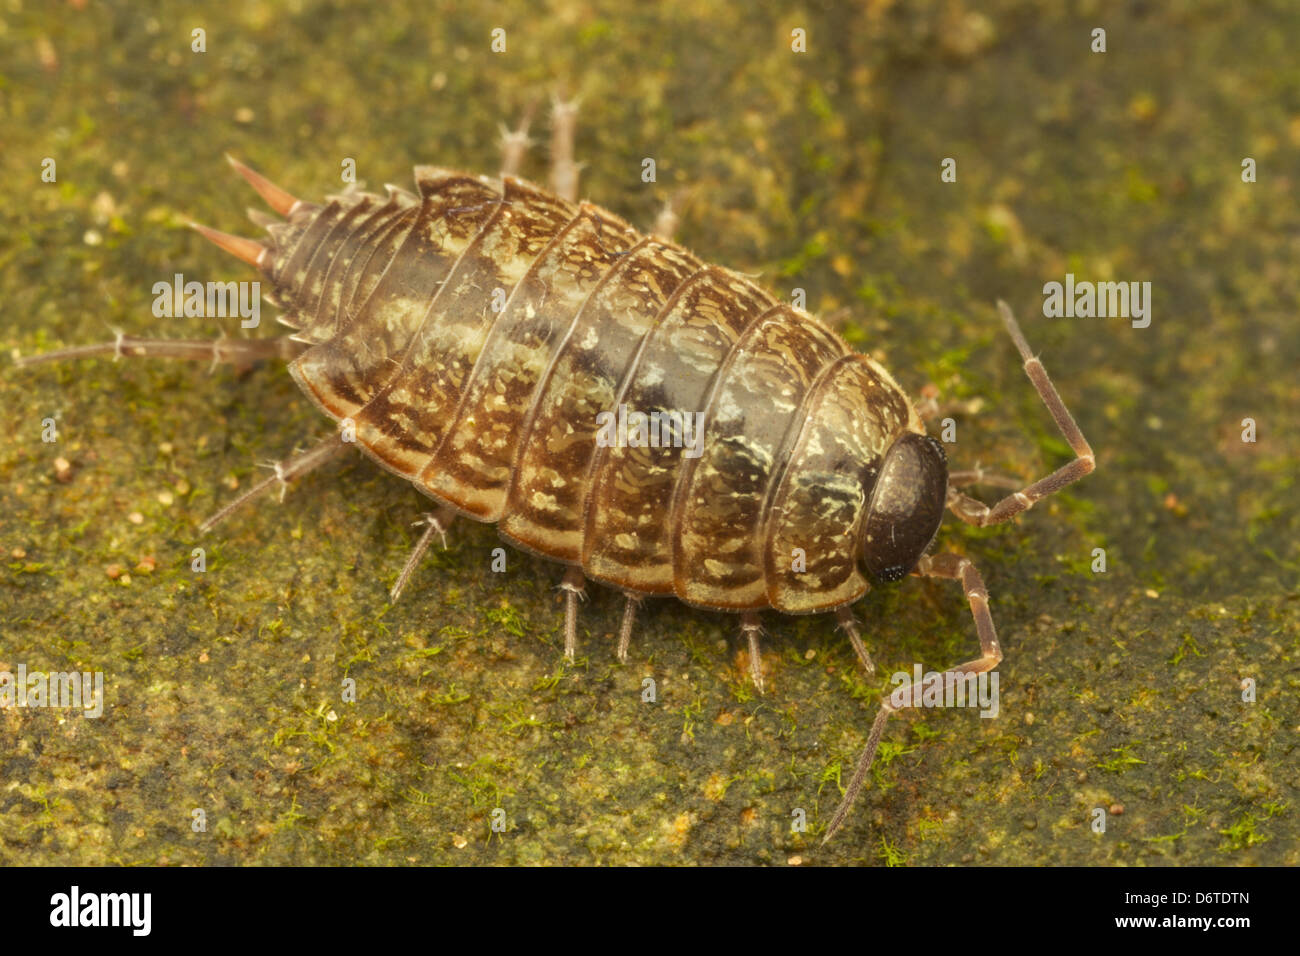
[861, 433, 949, 584]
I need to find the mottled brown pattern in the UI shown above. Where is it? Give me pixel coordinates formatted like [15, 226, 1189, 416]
[267, 167, 926, 615]
[419, 203, 640, 517]
[294, 195, 375, 326]
[673, 305, 847, 608]
[289, 171, 502, 422]
[294, 192, 407, 343]
[271, 197, 345, 296]
[501, 237, 702, 560]
[351, 177, 577, 479]
[582, 267, 777, 592]
[764, 355, 916, 613]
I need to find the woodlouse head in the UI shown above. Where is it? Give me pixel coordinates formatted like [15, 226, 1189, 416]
[860, 433, 948, 583]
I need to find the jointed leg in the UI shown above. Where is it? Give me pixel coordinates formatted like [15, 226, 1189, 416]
[390, 505, 457, 602]
[822, 552, 1002, 843]
[559, 567, 586, 661]
[740, 611, 765, 693]
[948, 464, 1023, 491]
[616, 594, 641, 663]
[499, 103, 536, 178]
[835, 606, 876, 675]
[16, 333, 305, 370]
[549, 92, 582, 203]
[947, 301, 1094, 527]
[199, 434, 348, 533]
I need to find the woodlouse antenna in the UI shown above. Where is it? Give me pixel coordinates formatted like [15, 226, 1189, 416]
[225, 154, 304, 217]
[188, 221, 268, 269]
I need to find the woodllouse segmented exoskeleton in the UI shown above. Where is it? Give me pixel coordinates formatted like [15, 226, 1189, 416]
[21, 104, 1095, 843]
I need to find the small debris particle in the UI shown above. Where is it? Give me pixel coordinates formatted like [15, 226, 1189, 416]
[135, 555, 157, 574]
[12, 548, 27, 559]
[106, 564, 123, 579]
[198, 650, 209, 663]
[1109, 803, 1125, 816]
[1024, 712, 1035, 726]
[128, 511, 144, 525]
[787, 855, 803, 866]
[234, 107, 255, 124]
[158, 442, 174, 455]
[804, 648, 816, 660]
[53, 457, 73, 482]
[1144, 588, 1160, 599]
[83, 229, 103, 246]
[452, 834, 468, 849]
[157, 490, 174, 506]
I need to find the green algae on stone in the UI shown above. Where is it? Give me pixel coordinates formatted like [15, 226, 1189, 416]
[1, 0, 1297, 865]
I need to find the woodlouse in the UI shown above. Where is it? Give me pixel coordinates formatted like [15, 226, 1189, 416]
[20, 103, 1095, 842]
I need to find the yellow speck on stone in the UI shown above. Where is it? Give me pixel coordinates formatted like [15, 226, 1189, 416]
[666, 812, 694, 849]
[1145, 589, 1159, 599]
[452, 834, 468, 849]
[158, 490, 174, 506]
[787, 855, 803, 866]
[128, 512, 144, 525]
[804, 648, 816, 660]
[703, 772, 729, 802]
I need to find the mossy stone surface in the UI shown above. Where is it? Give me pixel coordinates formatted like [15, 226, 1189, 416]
[1, 1, 1295, 864]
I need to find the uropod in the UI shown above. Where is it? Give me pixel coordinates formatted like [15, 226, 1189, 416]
[20, 103, 1095, 843]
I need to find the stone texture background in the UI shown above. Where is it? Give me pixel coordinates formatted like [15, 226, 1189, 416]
[1, 0, 1295, 864]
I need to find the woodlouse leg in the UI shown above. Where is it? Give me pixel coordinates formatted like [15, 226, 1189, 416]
[559, 567, 586, 661]
[822, 552, 1001, 844]
[946, 300, 1095, 527]
[389, 506, 457, 603]
[740, 611, 765, 693]
[835, 606, 875, 675]
[498, 104, 536, 178]
[548, 92, 582, 203]
[916, 384, 985, 422]
[199, 435, 347, 534]
[15, 334, 305, 370]
[948, 464, 1023, 491]
[652, 189, 687, 241]
[616, 595, 641, 663]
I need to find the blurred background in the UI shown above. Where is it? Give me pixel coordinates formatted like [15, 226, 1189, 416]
[0, 0, 1295, 865]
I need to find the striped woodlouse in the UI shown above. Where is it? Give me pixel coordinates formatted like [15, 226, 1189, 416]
[20, 103, 1095, 843]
